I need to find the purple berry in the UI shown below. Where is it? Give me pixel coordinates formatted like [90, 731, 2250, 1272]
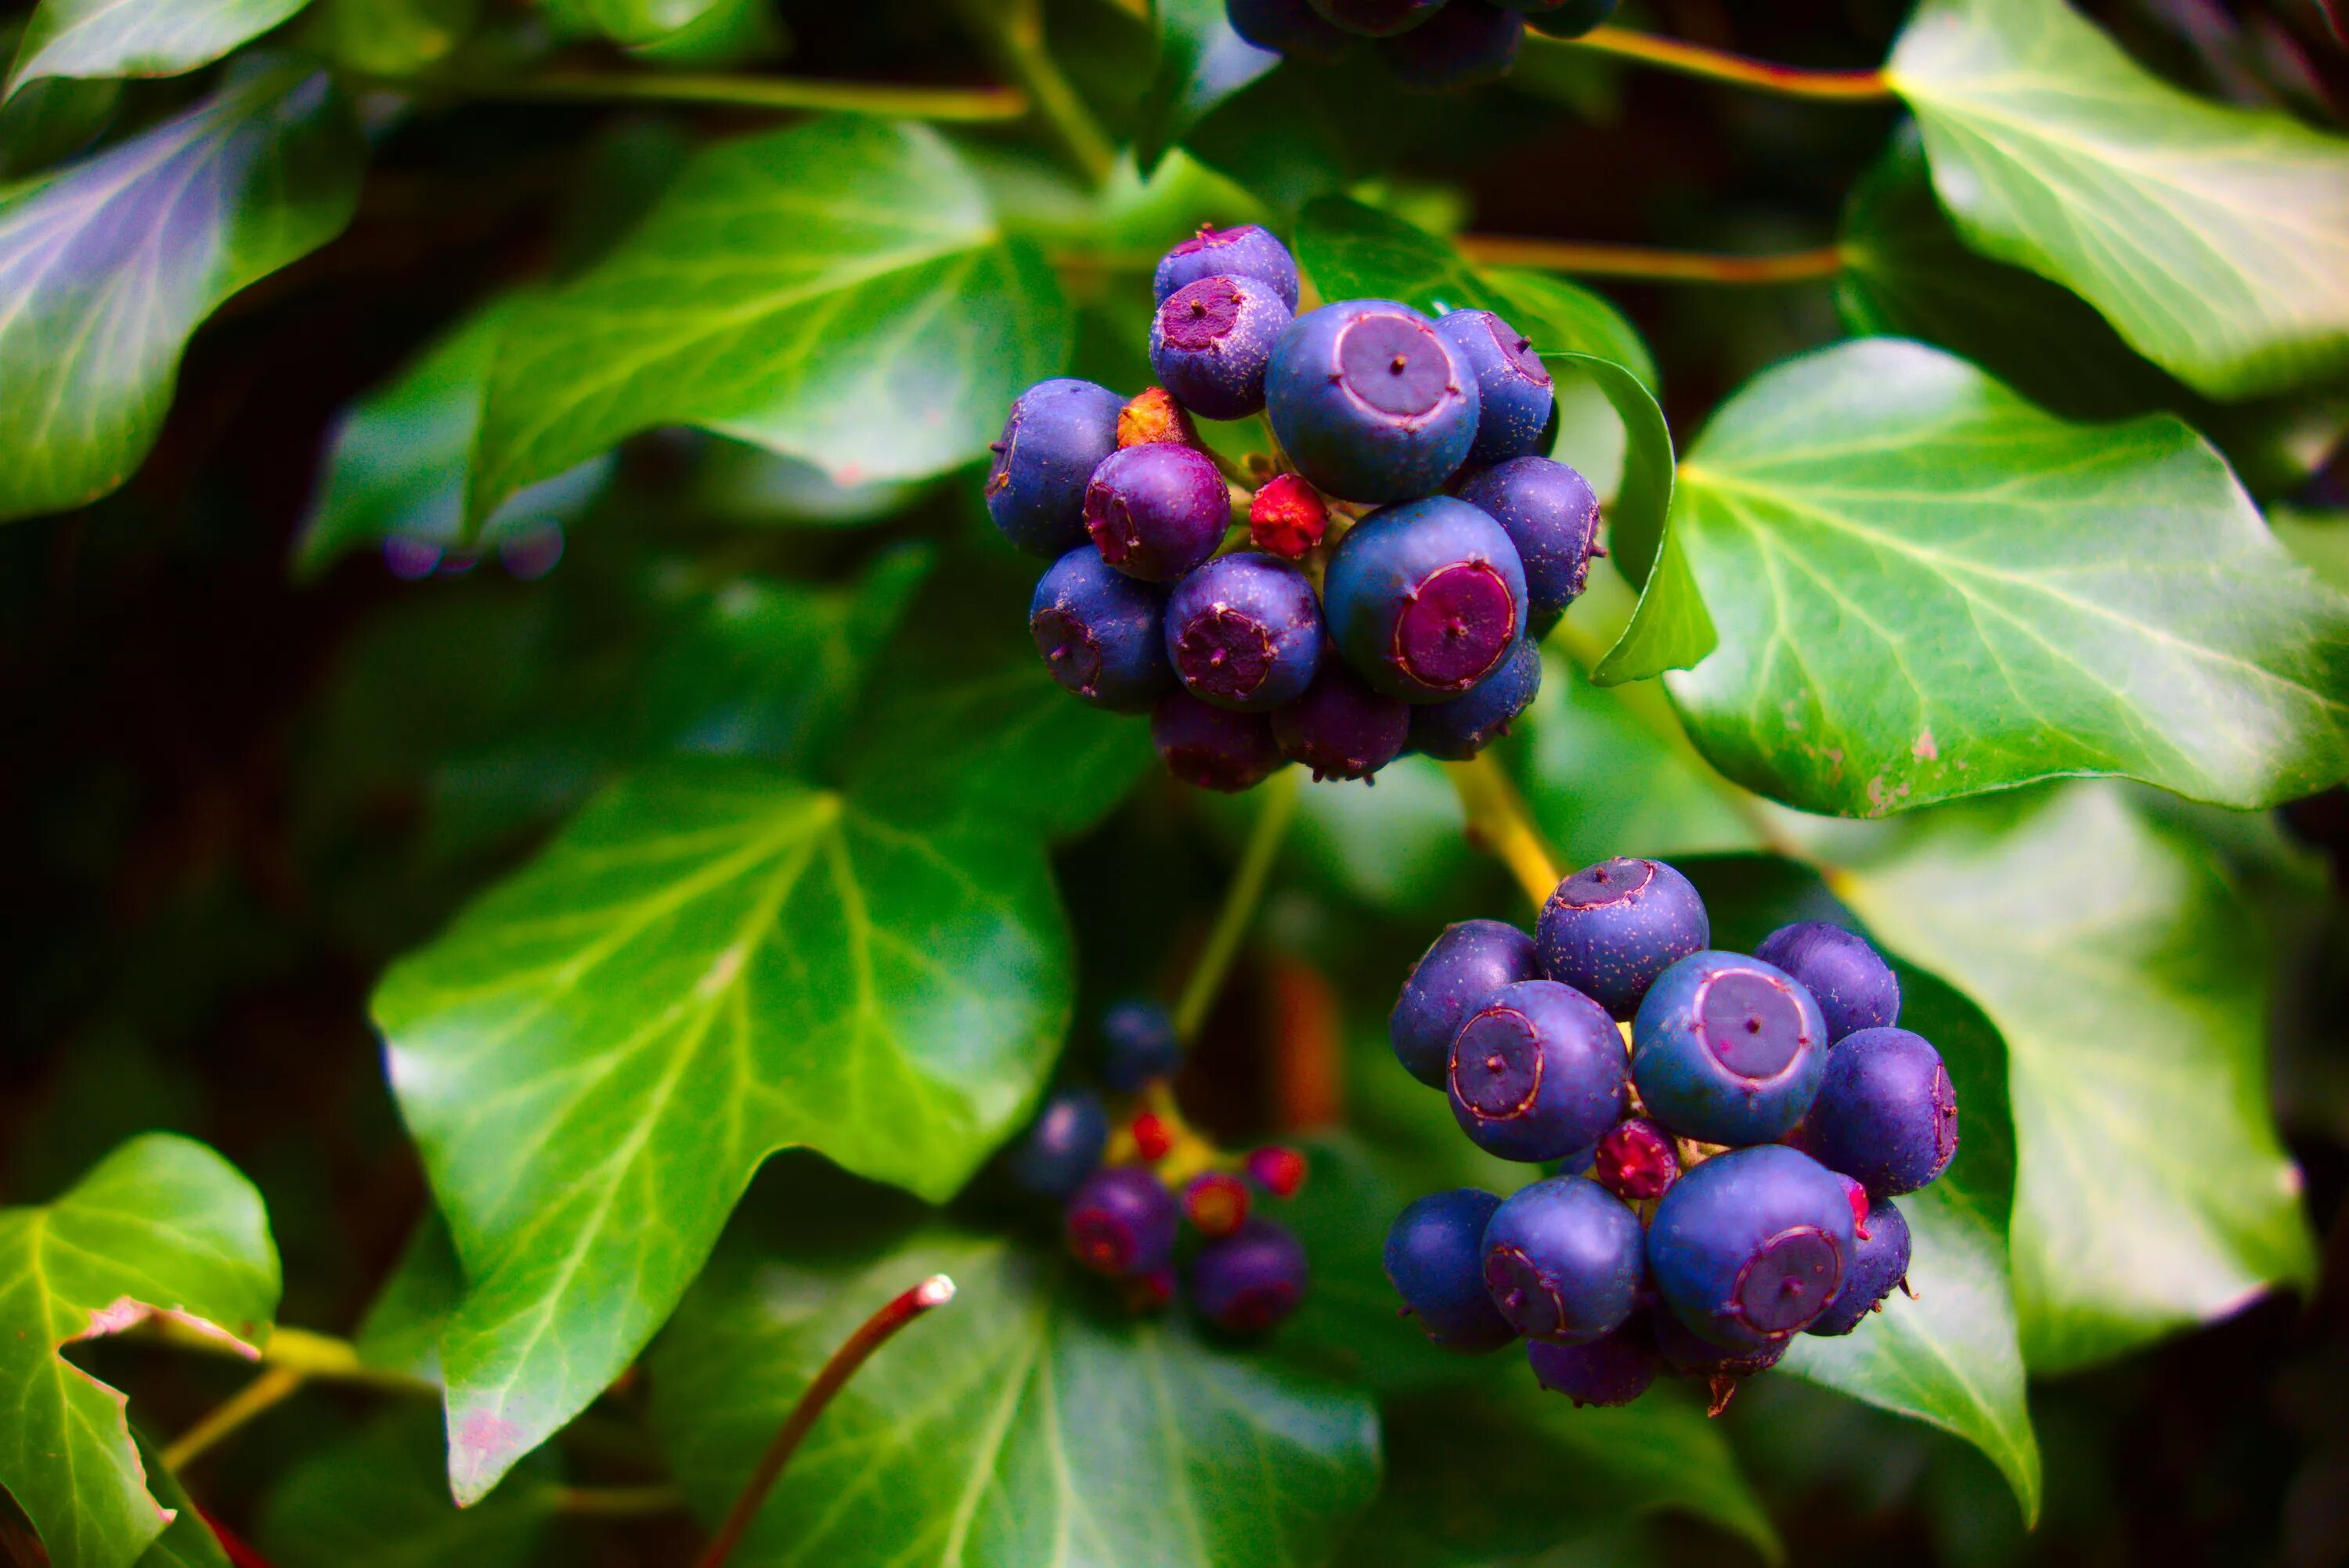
[1448, 979, 1627, 1162]
[987, 379, 1125, 557]
[1265, 301, 1480, 502]
[1066, 1166, 1181, 1278]
[1272, 663, 1411, 782]
[1630, 950, 1830, 1147]
[1030, 546, 1174, 712]
[1527, 1314, 1660, 1406]
[1519, 0, 1616, 34]
[1651, 1304, 1788, 1377]
[1479, 1175, 1644, 1343]
[1390, 918, 1542, 1088]
[1647, 1144, 1853, 1354]
[1310, 0, 1445, 36]
[1457, 457, 1599, 634]
[1322, 497, 1528, 701]
[1010, 1088, 1109, 1198]
[1753, 921, 1902, 1043]
[1806, 1196, 1911, 1336]
[1152, 276, 1292, 421]
[1084, 443, 1230, 582]
[1407, 636, 1541, 760]
[1592, 1116, 1679, 1202]
[1190, 1217, 1310, 1332]
[1226, 0, 1349, 56]
[1154, 224, 1301, 312]
[1803, 1026, 1958, 1198]
[1435, 312, 1554, 466]
[1151, 690, 1285, 791]
[1380, 0, 1522, 90]
[1165, 553, 1326, 712]
[1384, 1188, 1517, 1353]
[1100, 997, 1181, 1090]
[1534, 856, 1709, 1020]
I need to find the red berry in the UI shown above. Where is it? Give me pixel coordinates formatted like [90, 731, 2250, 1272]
[1184, 1171, 1252, 1237]
[1246, 1144, 1308, 1198]
[1837, 1172, 1871, 1238]
[1132, 1111, 1174, 1162]
[1249, 474, 1329, 559]
[1118, 386, 1202, 450]
[1593, 1116, 1680, 1202]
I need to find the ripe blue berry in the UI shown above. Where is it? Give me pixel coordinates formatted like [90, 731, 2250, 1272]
[1391, 918, 1543, 1088]
[1647, 1144, 1854, 1353]
[1806, 1196, 1911, 1336]
[1752, 921, 1902, 1043]
[1518, 0, 1616, 35]
[1435, 312, 1553, 466]
[1166, 553, 1326, 712]
[1272, 663, 1411, 782]
[1265, 301, 1480, 502]
[1381, 1, 1524, 91]
[1155, 224, 1301, 312]
[1407, 636, 1541, 760]
[1226, 0, 1349, 56]
[1526, 1315, 1659, 1407]
[1322, 497, 1528, 701]
[1191, 1217, 1309, 1332]
[1456, 458, 1599, 634]
[1480, 1175, 1644, 1343]
[1651, 1305, 1787, 1378]
[1030, 546, 1174, 712]
[1449, 979, 1627, 1162]
[1152, 690, 1285, 791]
[1309, 0, 1445, 36]
[1066, 1166, 1181, 1278]
[1803, 1026, 1958, 1197]
[1010, 1088, 1109, 1198]
[1152, 276, 1292, 421]
[1384, 1188, 1517, 1353]
[1592, 1116, 1679, 1202]
[1631, 950, 1830, 1146]
[987, 378, 1125, 557]
[1084, 442, 1229, 582]
[1535, 856, 1709, 1020]
[1100, 997, 1182, 1090]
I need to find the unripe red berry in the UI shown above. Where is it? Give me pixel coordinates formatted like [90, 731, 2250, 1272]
[1593, 1116, 1680, 1202]
[1183, 1171, 1253, 1237]
[1246, 1144, 1308, 1198]
[1131, 1111, 1174, 1162]
[1249, 474, 1329, 559]
[1119, 386, 1203, 450]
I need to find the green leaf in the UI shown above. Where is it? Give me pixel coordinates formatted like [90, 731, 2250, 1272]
[1136, 0, 1279, 178]
[305, 0, 474, 76]
[566, 0, 728, 44]
[469, 115, 1070, 524]
[258, 1408, 555, 1568]
[5, 0, 312, 96]
[1887, 0, 2349, 400]
[353, 1212, 462, 1385]
[1836, 783, 2316, 1372]
[0, 67, 361, 524]
[0, 71, 116, 175]
[647, 1227, 1380, 1568]
[1663, 337, 2349, 814]
[0, 1134, 280, 1568]
[133, 1436, 232, 1568]
[2273, 506, 2349, 597]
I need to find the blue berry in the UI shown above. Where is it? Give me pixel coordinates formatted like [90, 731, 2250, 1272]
[1647, 1144, 1853, 1353]
[1381, 1, 1524, 91]
[1165, 553, 1326, 712]
[1190, 1217, 1309, 1332]
[1265, 301, 1480, 502]
[1272, 663, 1411, 781]
[1479, 1175, 1644, 1343]
[1322, 497, 1528, 701]
[1407, 636, 1541, 759]
[1651, 1305, 1787, 1378]
[1152, 276, 1292, 421]
[1084, 442, 1230, 582]
[1384, 1188, 1517, 1353]
[1390, 918, 1542, 1088]
[1226, 0, 1348, 56]
[1152, 690, 1285, 791]
[1449, 979, 1627, 1162]
[1010, 1088, 1109, 1198]
[1100, 997, 1182, 1090]
[1066, 1166, 1181, 1278]
[1752, 921, 1902, 1043]
[1803, 1026, 1958, 1197]
[1310, 0, 1445, 35]
[1518, 0, 1616, 34]
[1535, 856, 1709, 1020]
[1435, 312, 1553, 465]
[1631, 950, 1830, 1146]
[1457, 458, 1599, 634]
[1155, 224, 1301, 313]
[987, 379, 1124, 557]
[1030, 546, 1174, 712]
[1526, 1314, 1659, 1406]
[1806, 1196, 1911, 1336]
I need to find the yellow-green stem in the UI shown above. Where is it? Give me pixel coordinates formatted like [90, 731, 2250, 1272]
[1527, 25, 1896, 101]
[161, 1366, 305, 1472]
[953, 0, 1117, 182]
[1174, 766, 1303, 1043]
[381, 70, 1030, 121]
[138, 1318, 436, 1394]
[1445, 753, 1564, 907]
[1456, 235, 1846, 284]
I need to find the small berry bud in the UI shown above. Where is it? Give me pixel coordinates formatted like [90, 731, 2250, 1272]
[1246, 1144, 1308, 1198]
[1837, 1172, 1871, 1238]
[1124, 1265, 1178, 1313]
[1119, 386, 1201, 450]
[1132, 1112, 1174, 1162]
[1249, 474, 1329, 559]
[1593, 1117, 1680, 1202]
[1183, 1172, 1252, 1238]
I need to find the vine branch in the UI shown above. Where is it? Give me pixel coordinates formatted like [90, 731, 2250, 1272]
[1174, 766, 1304, 1043]
[1456, 236, 1846, 285]
[161, 1367, 305, 1472]
[951, 0, 1117, 181]
[1528, 25, 1896, 101]
[135, 1319, 437, 1394]
[380, 70, 1030, 121]
[1445, 754, 1563, 907]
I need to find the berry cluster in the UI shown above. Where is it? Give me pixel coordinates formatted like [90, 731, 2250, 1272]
[1008, 998, 1314, 1332]
[988, 223, 1605, 791]
[1226, 0, 1618, 92]
[1382, 860, 1960, 1411]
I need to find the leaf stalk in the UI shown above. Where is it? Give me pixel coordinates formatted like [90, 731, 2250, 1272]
[363, 69, 1031, 121]
[1445, 753, 1564, 907]
[1174, 765, 1304, 1043]
[1531, 25, 1896, 101]
[1456, 236, 1847, 285]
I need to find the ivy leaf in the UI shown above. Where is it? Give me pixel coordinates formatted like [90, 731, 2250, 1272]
[134, 1436, 233, 1568]
[1887, 0, 2349, 400]
[0, 72, 117, 175]
[1835, 783, 2316, 1373]
[1136, 0, 1279, 178]
[257, 1408, 556, 1568]
[647, 1228, 1380, 1568]
[0, 66, 363, 524]
[1663, 337, 2349, 815]
[0, 1134, 280, 1568]
[469, 115, 1070, 525]
[5, 0, 312, 97]
[565, 0, 728, 45]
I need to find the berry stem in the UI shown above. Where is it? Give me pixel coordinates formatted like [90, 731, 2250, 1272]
[1445, 753, 1563, 907]
[1173, 765, 1302, 1043]
[952, 0, 1118, 181]
[1528, 25, 1896, 102]
[373, 70, 1032, 121]
[692, 1274, 958, 1568]
[160, 1366, 305, 1472]
[1455, 236, 1846, 286]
